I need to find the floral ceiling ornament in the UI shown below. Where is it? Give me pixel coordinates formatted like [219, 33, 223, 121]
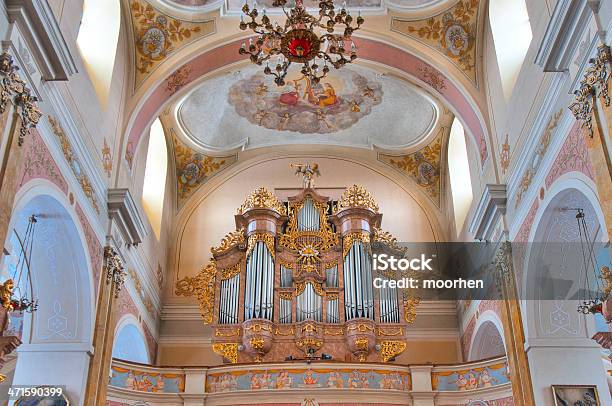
[0, 52, 43, 146]
[391, 0, 479, 83]
[238, 0, 364, 86]
[500, 134, 510, 175]
[378, 130, 443, 206]
[569, 44, 611, 137]
[128, 268, 155, 316]
[129, 0, 215, 88]
[166, 65, 192, 94]
[102, 138, 113, 178]
[48, 116, 101, 214]
[173, 133, 237, 207]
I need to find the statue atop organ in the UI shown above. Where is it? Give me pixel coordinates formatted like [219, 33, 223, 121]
[177, 165, 419, 364]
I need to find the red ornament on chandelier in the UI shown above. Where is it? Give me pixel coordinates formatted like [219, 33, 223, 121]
[238, 0, 363, 86]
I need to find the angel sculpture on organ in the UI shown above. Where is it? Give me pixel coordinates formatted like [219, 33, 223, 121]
[291, 162, 320, 189]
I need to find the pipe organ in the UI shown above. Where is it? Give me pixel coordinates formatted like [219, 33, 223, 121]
[180, 181, 419, 364]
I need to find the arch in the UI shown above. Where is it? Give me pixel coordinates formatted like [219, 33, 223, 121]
[122, 37, 489, 170]
[488, 0, 532, 101]
[113, 315, 150, 364]
[77, 0, 122, 106]
[468, 310, 506, 361]
[6, 180, 96, 404]
[520, 179, 612, 404]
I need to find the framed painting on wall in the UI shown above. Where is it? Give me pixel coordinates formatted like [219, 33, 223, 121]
[552, 385, 600, 406]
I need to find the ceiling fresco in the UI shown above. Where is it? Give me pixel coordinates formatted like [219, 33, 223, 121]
[164, 0, 451, 12]
[176, 64, 439, 152]
[391, 0, 480, 84]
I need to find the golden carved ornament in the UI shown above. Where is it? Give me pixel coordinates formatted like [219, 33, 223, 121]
[275, 326, 295, 336]
[105, 246, 126, 298]
[347, 323, 374, 333]
[0, 52, 42, 146]
[569, 44, 611, 137]
[377, 327, 404, 337]
[403, 296, 420, 324]
[355, 338, 369, 350]
[342, 231, 371, 258]
[296, 338, 323, 350]
[373, 228, 406, 254]
[0, 279, 14, 311]
[600, 264, 612, 299]
[326, 292, 339, 301]
[324, 327, 344, 336]
[246, 232, 276, 260]
[175, 260, 217, 324]
[250, 337, 265, 350]
[245, 323, 273, 333]
[278, 258, 295, 270]
[300, 322, 318, 333]
[279, 291, 293, 300]
[279, 198, 338, 252]
[379, 340, 407, 362]
[211, 228, 245, 255]
[295, 280, 325, 297]
[212, 343, 238, 364]
[215, 328, 241, 338]
[237, 187, 287, 215]
[220, 262, 242, 280]
[324, 260, 338, 269]
[335, 184, 379, 213]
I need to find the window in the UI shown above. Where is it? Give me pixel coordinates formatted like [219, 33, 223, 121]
[77, 0, 120, 107]
[142, 119, 168, 240]
[489, 0, 532, 101]
[448, 118, 473, 236]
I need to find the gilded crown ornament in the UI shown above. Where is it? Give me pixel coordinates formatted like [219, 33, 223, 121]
[336, 184, 379, 213]
[238, 0, 364, 86]
[237, 187, 287, 215]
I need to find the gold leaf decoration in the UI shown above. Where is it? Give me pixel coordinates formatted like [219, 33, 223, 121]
[378, 131, 443, 206]
[379, 340, 407, 362]
[246, 233, 276, 259]
[211, 228, 246, 255]
[220, 262, 242, 280]
[174, 133, 237, 207]
[212, 343, 238, 363]
[342, 231, 371, 258]
[175, 260, 217, 324]
[128, 0, 215, 88]
[279, 197, 339, 252]
[403, 296, 420, 324]
[238, 187, 287, 215]
[391, 0, 479, 83]
[336, 184, 379, 213]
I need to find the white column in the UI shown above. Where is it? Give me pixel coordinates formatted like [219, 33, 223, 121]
[10, 343, 91, 406]
[183, 368, 206, 406]
[410, 365, 435, 406]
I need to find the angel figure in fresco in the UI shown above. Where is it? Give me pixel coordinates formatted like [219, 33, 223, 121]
[454, 373, 468, 391]
[303, 369, 318, 386]
[259, 371, 272, 389]
[465, 372, 478, 390]
[478, 369, 497, 388]
[124, 371, 136, 390]
[279, 81, 300, 106]
[327, 371, 344, 388]
[250, 373, 261, 389]
[348, 371, 365, 388]
[154, 376, 165, 392]
[276, 370, 293, 389]
[291, 162, 320, 189]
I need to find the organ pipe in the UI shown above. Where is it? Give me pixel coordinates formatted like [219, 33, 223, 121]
[244, 240, 274, 321]
[297, 198, 320, 231]
[326, 265, 338, 287]
[296, 283, 322, 322]
[343, 241, 374, 320]
[219, 274, 240, 324]
[326, 299, 339, 323]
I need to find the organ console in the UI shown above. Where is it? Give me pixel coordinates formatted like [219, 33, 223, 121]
[176, 165, 419, 364]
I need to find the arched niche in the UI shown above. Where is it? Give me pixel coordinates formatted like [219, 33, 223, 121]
[4, 181, 95, 405]
[468, 311, 505, 361]
[522, 183, 611, 405]
[113, 315, 150, 364]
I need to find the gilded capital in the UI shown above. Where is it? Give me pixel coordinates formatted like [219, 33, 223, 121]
[104, 246, 126, 298]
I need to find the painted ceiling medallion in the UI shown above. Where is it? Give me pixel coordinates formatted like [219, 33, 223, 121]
[238, 0, 364, 86]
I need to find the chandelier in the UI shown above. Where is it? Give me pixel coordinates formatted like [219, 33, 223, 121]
[238, 0, 364, 86]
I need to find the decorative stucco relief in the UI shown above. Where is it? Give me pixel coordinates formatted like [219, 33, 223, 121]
[75, 203, 103, 292]
[128, 0, 215, 89]
[48, 116, 101, 214]
[545, 121, 594, 188]
[19, 129, 68, 193]
[128, 268, 156, 317]
[172, 131, 237, 207]
[391, 0, 480, 84]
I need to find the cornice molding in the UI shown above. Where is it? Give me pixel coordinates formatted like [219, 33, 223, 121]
[107, 188, 146, 247]
[536, 0, 592, 72]
[5, 0, 77, 81]
[469, 184, 507, 242]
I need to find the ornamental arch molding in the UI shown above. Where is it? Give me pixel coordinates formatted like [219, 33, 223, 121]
[468, 310, 506, 362]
